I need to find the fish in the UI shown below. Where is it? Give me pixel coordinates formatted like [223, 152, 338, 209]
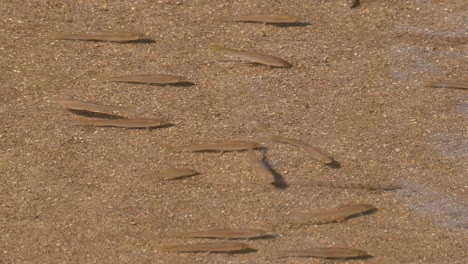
[78, 117, 167, 128]
[54, 31, 147, 42]
[102, 74, 191, 85]
[209, 45, 292, 68]
[168, 228, 270, 240]
[172, 140, 261, 152]
[270, 135, 334, 164]
[217, 14, 301, 24]
[154, 168, 200, 181]
[55, 99, 132, 114]
[247, 150, 275, 185]
[161, 242, 253, 253]
[314, 181, 401, 191]
[292, 203, 376, 225]
[426, 81, 468, 89]
[277, 247, 370, 259]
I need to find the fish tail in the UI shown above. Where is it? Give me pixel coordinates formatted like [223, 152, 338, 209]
[215, 15, 231, 22]
[165, 231, 185, 238]
[168, 145, 185, 152]
[208, 44, 227, 52]
[97, 76, 118, 82]
[53, 33, 71, 40]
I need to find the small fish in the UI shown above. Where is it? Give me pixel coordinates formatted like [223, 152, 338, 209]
[55, 31, 147, 42]
[168, 228, 270, 240]
[292, 203, 376, 225]
[55, 99, 131, 114]
[154, 168, 200, 181]
[103, 74, 190, 85]
[277, 247, 370, 259]
[218, 14, 301, 24]
[314, 182, 401, 191]
[172, 140, 261, 152]
[270, 136, 334, 164]
[161, 242, 253, 253]
[209, 45, 292, 68]
[79, 117, 167, 128]
[247, 150, 275, 185]
[426, 81, 468, 89]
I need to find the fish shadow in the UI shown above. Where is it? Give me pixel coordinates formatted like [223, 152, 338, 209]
[230, 234, 277, 241]
[254, 146, 269, 152]
[120, 123, 174, 130]
[63, 39, 155, 44]
[228, 248, 258, 254]
[331, 254, 373, 260]
[272, 22, 312, 28]
[253, 234, 277, 240]
[262, 157, 288, 189]
[380, 185, 402, 191]
[245, 62, 292, 69]
[347, 208, 378, 221]
[357, 254, 373, 260]
[169, 82, 195, 87]
[143, 123, 174, 130]
[430, 86, 468, 90]
[350, 1, 361, 9]
[116, 82, 195, 87]
[249, 61, 294, 69]
[67, 109, 124, 119]
[326, 160, 341, 169]
[126, 39, 155, 44]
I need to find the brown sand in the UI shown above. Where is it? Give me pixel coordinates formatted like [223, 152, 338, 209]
[0, 0, 466, 263]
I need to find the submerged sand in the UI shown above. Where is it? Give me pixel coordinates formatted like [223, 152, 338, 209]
[0, 0, 466, 263]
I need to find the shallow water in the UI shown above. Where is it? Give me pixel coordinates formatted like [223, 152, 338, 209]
[398, 179, 468, 230]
